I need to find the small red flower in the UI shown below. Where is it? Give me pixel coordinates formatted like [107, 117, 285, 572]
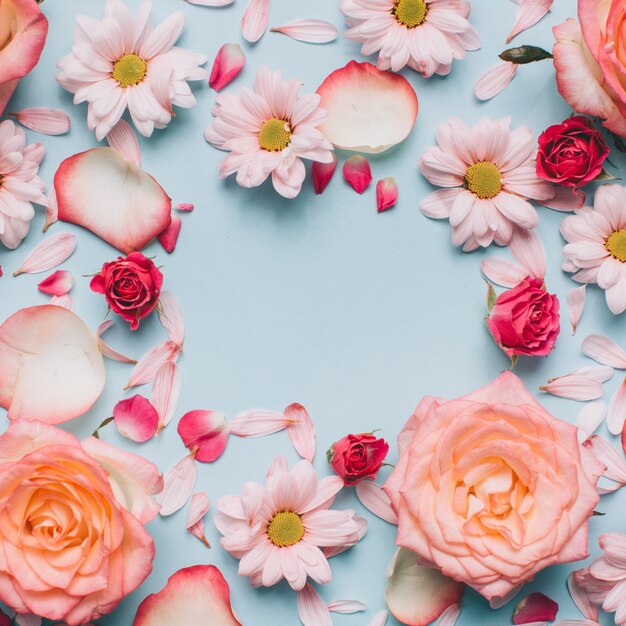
[327, 433, 389, 485]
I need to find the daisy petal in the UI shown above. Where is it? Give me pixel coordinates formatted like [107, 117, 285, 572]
[152, 362, 182, 430]
[285, 402, 316, 462]
[177, 409, 229, 462]
[474, 62, 517, 101]
[481, 257, 528, 288]
[540, 186, 586, 211]
[125, 340, 179, 389]
[507, 0, 554, 43]
[567, 285, 586, 335]
[608, 378, 626, 435]
[509, 228, 545, 279]
[210, 44, 246, 92]
[271, 19, 338, 44]
[582, 334, 626, 368]
[327, 600, 367, 614]
[10, 108, 70, 135]
[113, 394, 159, 443]
[156, 453, 197, 516]
[186, 492, 211, 547]
[356, 481, 398, 524]
[343, 155, 372, 194]
[106, 119, 141, 166]
[323, 515, 367, 558]
[241, 0, 270, 43]
[584, 435, 626, 484]
[567, 571, 599, 621]
[158, 291, 185, 349]
[540, 375, 603, 401]
[13, 233, 76, 276]
[230, 410, 293, 437]
[434, 603, 461, 626]
[186, 0, 234, 5]
[368, 611, 388, 626]
[577, 400, 607, 443]
[297, 583, 332, 626]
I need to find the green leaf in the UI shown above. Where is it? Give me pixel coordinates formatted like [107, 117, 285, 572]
[509, 354, 519, 370]
[499, 45, 553, 65]
[486, 283, 497, 312]
[595, 168, 619, 181]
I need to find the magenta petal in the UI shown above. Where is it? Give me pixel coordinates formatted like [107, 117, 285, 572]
[312, 155, 338, 194]
[343, 155, 372, 194]
[209, 43, 245, 92]
[285, 402, 316, 461]
[513, 592, 558, 624]
[37, 270, 74, 296]
[157, 214, 182, 253]
[113, 394, 159, 443]
[175, 203, 194, 212]
[177, 409, 230, 463]
[376, 177, 397, 212]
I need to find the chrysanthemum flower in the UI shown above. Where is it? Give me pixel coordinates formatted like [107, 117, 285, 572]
[57, 0, 208, 140]
[339, 0, 480, 76]
[419, 117, 568, 251]
[215, 456, 361, 590]
[0, 120, 47, 249]
[204, 66, 334, 199]
[561, 184, 626, 315]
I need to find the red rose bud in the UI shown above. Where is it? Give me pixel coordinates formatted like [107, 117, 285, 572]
[90, 252, 163, 330]
[513, 592, 558, 624]
[327, 433, 389, 485]
[536, 115, 610, 188]
[487, 278, 560, 358]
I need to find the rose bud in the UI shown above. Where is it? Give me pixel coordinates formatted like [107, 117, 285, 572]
[90, 252, 164, 330]
[327, 433, 389, 485]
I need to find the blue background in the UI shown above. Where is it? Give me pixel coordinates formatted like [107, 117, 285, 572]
[0, 0, 624, 624]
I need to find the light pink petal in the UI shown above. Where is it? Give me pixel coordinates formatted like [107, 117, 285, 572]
[0, 305, 105, 423]
[125, 340, 179, 389]
[323, 514, 367, 558]
[584, 435, 626, 484]
[474, 62, 518, 100]
[513, 593, 558, 624]
[158, 290, 185, 350]
[385, 548, 464, 626]
[285, 402, 316, 462]
[133, 565, 241, 625]
[356, 481, 398, 524]
[317, 61, 418, 153]
[567, 571, 599, 622]
[185, 0, 234, 5]
[230, 409, 294, 437]
[271, 19, 338, 44]
[241, 0, 270, 43]
[186, 492, 211, 547]
[113, 394, 159, 443]
[507, 0, 553, 43]
[156, 452, 197, 516]
[177, 409, 230, 463]
[327, 600, 367, 614]
[582, 334, 626, 369]
[569, 365, 615, 383]
[106, 119, 141, 166]
[297, 583, 333, 626]
[96, 319, 137, 364]
[157, 213, 182, 253]
[481, 257, 528, 288]
[539, 375, 603, 401]
[13, 232, 76, 276]
[509, 228, 545, 279]
[152, 362, 182, 430]
[343, 155, 372, 194]
[175, 203, 194, 212]
[55, 147, 172, 254]
[434, 604, 461, 626]
[568, 285, 587, 335]
[43, 187, 58, 232]
[368, 611, 388, 626]
[376, 177, 398, 213]
[210, 43, 246, 92]
[10, 108, 70, 135]
[312, 155, 338, 194]
[608, 378, 626, 436]
[37, 269, 73, 296]
[540, 186, 586, 212]
[49, 294, 73, 310]
[577, 400, 607, 444]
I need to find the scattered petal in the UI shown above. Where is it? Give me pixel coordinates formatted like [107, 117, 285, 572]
[177, 409, 229, 463]
[157, 214, 182, 253]
[509, 228, 545, 279]
[158, 291, 185, 350]
[49, 294, 73, 310]
[540, 185, 586, 211]
[327, 600, 367, 614]
[152, 362, 182, 430]
[229, 409, 293, 437]
[13, 233, 76, 276]
[209, 43, 245, 92]
[297, 583, 332, 626]
[568, 286, 586, 335]
[343, 155, 372, 194]
[368, 611, 388, 626]
[113, 395, 159, 443]
[583, 334, 626, 369]
[608, 378, 626, 435]
[513, 592, 558, 624]
[376, 177, 398, 213]
[323, 514, 368, 558]
[96, 319, 137, 364]
[584, 435, 626, 484]
[285, 402, 316, 461]
[37, 270, 73, 296]
[186, 491, 211, 547]
[539, 375, 603, 401]
[10, 108, 69, 135]
[312, 155, 338, 194]
[175, 203, 194, 212]
[356, 481, 398, 524]
[507, 0, 553, 43]
[106, 119, 141, 166]
[241, 0, 270, 43]
[474, 62, 518, 100]
[577, 400, 607, 444]
[43, 187, 58, 232]
[156, 453, 197, 516]
[434, 604, 461, 626]
[271, 19, 338, 44]
[125, 341, 179, 389]
[567, 571, 599, 622]
[186, 0, 234, 4]
[551, 365, 615, 384]
[481, 257, 528, 288]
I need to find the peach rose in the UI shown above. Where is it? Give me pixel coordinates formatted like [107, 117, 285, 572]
[384, 372, 604, 603]
[0, 0, 48, 114]
[553, 1, 626, 137]
[0, 420, 163, 625]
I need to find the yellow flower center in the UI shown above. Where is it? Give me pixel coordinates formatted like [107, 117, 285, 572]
[393, 0, 428, 28]
[267, 511, 305, 547]
[465, 162, 503, 199]
[112, 54, 148, 87]
[258, 118, 292, 151]
[606, 229, 626, 262]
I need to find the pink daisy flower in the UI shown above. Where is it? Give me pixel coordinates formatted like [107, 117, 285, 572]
[204, 66, 334, 199]
[561, 184, 626, 315]
[0, 120, 47, 249]
[57, 0, 208, 140]
[339, 0, 480, 76]
[215, 456, 361, 590]
[419, 117, 564, 251]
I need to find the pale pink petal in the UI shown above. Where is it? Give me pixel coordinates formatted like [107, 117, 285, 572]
[323, 514, 367, 558]
[37, 270, 73, 296]
[125, 340, 179, 389]
[43, 187, 58, 232]
[230, 409, 294, 437]
[343, 155, 372, 194]
[509, 228, 545, 279]
[327, 600, 367, 614]
[608, 378, 626, 435]
[507, 0, 553, 43]
[568, 285, 586, 335]
[133, 565, 241, 625]
[96, 319, 137, 363]
[271, 19, 338, 44]
[376, 177, 398, 213]
[584, 435, 626, 484]
[175, 203, 194, 212]
[474, 62, 518, 100]
[434, 603, 461, 626]
[317, 61, 418, 153]
[297, 583, 332, 626]
[567, 571, 599, 622]
[10, 108, 70, 135]
[385, 548, 463, 626]
[186, 0, 234, 4]
[210, 43, 246, 92]
[356, 481, 398, 524]
[312, 155, 338, 194]
[177, 409, 230, 462]
[106, 119, 141, 166]
[186, 492, 211, 547]
[539, 375, 603, 401]
[55, 147, 171, 254]
[152, 362, 182, 430]
[481, 257, 528, 288]
[157, 213, 182, 253]
[513, 592, 558, 624]
[49, 294, 73, 310]
[285, 402, 316, 462]
[0, 305, 105, 423]
[13, 232, 76, 276]
[113, 394, 159, 443]
[568, 365, 615, 383]
[156, 453, 197, 516]
[577, 400, 607, 444]
[540, 186, 586, 211]
[241, 0, 270, 43]
[583, 334, 626, 369]
[368, 611, 388, 626]
[158, 290, 185, 350]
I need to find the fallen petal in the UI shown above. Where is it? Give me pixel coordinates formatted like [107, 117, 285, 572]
[584, 435, 626, 484]
[10, 108, 70, 135]
[43, 187, 58, 232]
[98, 337, 137, 364]
[175, 202, 194, 212]
[13, 232, 77, 276]
[125, 341, 179, 389]
[376, 177, 398, 213]
[343, 155, 372, 194]
[156, 453, 197, 516]
[368, 611, 388, 626]
[507, 0, 553, 43]
[186, 491, 211, 547]
[158, 290, 185, 350]
[327, 600, 367, 614]
[285, 402, 316, 461]
[229, 409, 294, 437]
[582, 334, 626, 368]
[106, 119, 141, 166]
[552, 365, 615, 384]
[152, 362, 182, 430]
[209, 43, 245, 92]
[434, 603, 461, 626]
[481, 257, 528, 288]
[241, 0, 270, 43]
[474, 61, 518, 100]
[323, 514, 367, 558]
[567, 571, 599, 622]
[577, 400, 607, 443]
[297, 583, 332, 626]
[37, 270, 74, 296]
[540, 186, 586, 211]
[177, 409, 229, 463]
[539, 375, 603, 401]
[608, 378, 626, 435]
[509, 228, 545, 279]
[157, 213, 182, 253]
[113, 394, 159, 443]
[513, 592, 558, 624]
[271, 19, 338, 44]
[186, 0, 234, 4]
[568, 285, 587, 335]
[49, 294, 73, 310]
[312, 155, 338, 194]
[356, 481, 398, 524]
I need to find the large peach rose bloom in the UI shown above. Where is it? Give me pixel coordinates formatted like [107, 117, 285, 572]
[384, 372, 604, 603]
[0, 420, 162, 625]
[553, 0, 626, 137]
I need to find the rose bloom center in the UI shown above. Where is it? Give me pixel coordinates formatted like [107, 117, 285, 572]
[267, 511, 305, 547]
[606, 229, 626, 263]
[258, 118, 292, 151]
[465, 161, 503, 199]
[112, 53, 148, 87]
[393, 0, 428, 28]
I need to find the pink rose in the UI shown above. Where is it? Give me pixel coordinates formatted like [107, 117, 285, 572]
[328, 433, 389, 485]
[553, 2, 626, 137]
[487, 277, 560, 358]
[0, 0, 48, 114]
[384, 372, 604, 603]
[0, 420, 163, 625]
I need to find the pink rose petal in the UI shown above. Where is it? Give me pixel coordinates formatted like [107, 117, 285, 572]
[327, 600, 367, 614]
[312, 155, 338, 194]
[577, 400, 607, 444]
[513, 592, 558, 624]
[186, 491, 211, 547]
[43, 187, 58, 233]
[368, 611, 388, 626]
[157, 213, 182, 253]
[582, 334, 626, 369]
[568, 285, 587, 335]
[113, 394, 159, 443]
[567, 571, 599, 622]
[175, 202, 194, 212]
[271, 19, 338, 44]
[37, 270, 74, 296]
[152, 362, 182, 430]
[434, 604, 461, 626]
[158, 290, 185, 350]
[376, 177, 398, 212]
[539, 375, 603, 401]
[125, 340, 179, 389]
[343, 155, 372, 194]
[209, 43, 245, 92]
[229, 409, 294, 437]
[285, 402, 316, 461]
[481, 257, 529, 288]
[156, 452, 197, 516]
[106, 119, 141, 166]
[49, 294, 73, 310]
[507, 0, 553, 43]
[608, 378, 626, 435]
[509, 228, 545, 279]
[356, 481, 398, 524]
[241, 0, 270, 43]
[10, 107, 70, 135]
[177, 409, 230, 463]
[13, 232, 77, 276]
[474, 62, 518, 101]
[297, 583, 332, 626]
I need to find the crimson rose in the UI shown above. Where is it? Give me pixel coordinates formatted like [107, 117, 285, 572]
[328, 433, 389, 485]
